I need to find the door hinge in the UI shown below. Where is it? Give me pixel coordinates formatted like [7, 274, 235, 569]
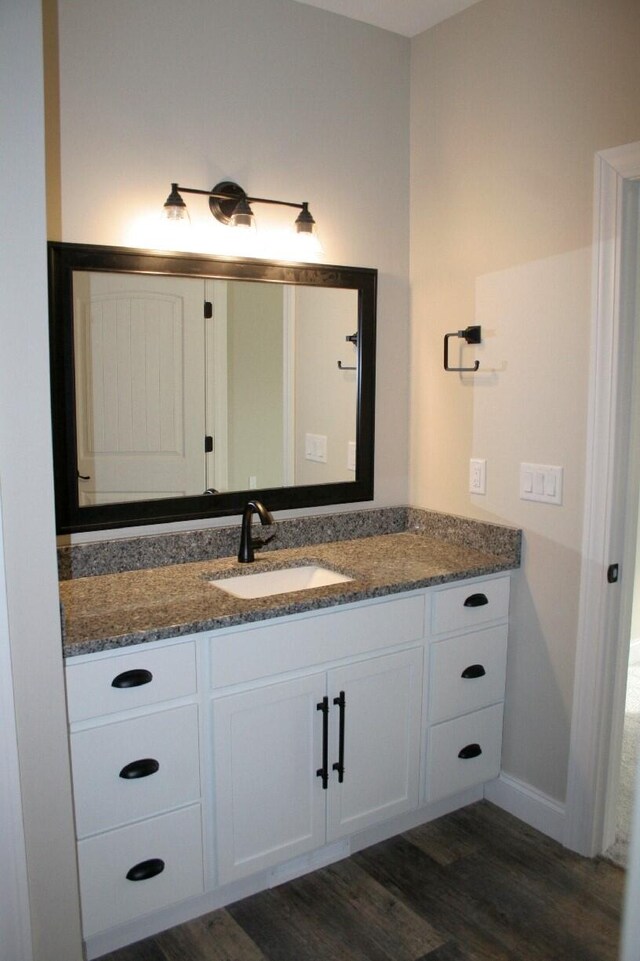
[204, 301, 213, 319]
[204, 435, 213, 453]
[607, 563, 619, 584]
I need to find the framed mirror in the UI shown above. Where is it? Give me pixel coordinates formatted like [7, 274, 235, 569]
[48, 242, 376, 534]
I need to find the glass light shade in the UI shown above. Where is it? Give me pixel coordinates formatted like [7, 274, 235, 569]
[229, 197, 256, 231]
[162, 184, 190, 223]
[295, 203, 322, 254]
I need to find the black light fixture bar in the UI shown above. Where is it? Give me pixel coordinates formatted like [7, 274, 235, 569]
[165, 181, 313, 221]
[176, 185, 305, 211]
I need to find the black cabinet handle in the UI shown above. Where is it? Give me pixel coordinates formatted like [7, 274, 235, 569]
[463, 593, 489, 608]
[316, 696, 329, 790]
[111, 668, 153, 689]
[332, 691, 346, 783]
[458, 743, 482, 759]
[125, 858, 165, 882]
[119, 758, 160, 780]
[461, 664, 486, 679]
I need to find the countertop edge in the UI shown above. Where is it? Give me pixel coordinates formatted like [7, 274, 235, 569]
[62, 552, 518, 658]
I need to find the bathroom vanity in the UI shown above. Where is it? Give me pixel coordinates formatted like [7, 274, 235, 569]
[60, 521, 518, 957]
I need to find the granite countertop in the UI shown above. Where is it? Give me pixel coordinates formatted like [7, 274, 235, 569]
[60, 530, 519, 657]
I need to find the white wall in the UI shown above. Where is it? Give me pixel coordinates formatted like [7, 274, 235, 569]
[0, 2, 83, 958]
[54, 0, 411, 538]
[410, 0, 640, 801]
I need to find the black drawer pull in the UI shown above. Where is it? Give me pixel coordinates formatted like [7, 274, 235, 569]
[458, 743, 482, 760]
[316, 697, 329, 790]
[119, 758, 160, 780]
[332, 691, 346, 784]
[461, 664, 486, 679]
[111, 668, 153, 689]
[125, 858, 165, 882]
[463, 593, 489, 608]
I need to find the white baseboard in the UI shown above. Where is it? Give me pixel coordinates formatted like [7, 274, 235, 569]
[484, 772, 565, 843]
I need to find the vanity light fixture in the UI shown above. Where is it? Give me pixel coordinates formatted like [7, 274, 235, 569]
[162, 180, 322, 252]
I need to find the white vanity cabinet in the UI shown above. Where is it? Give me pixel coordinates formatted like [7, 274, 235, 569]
[65, 641, 204, 937]
[212, 645, 423, 884]
[64, 572, 512, 954]
[424, 576, 510, 803]
[208, 594, 425, 884]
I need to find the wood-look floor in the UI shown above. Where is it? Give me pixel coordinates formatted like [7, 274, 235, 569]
[97, 802, 624, 961]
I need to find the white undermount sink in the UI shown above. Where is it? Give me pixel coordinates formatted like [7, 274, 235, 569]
[210, 565, 353, 599]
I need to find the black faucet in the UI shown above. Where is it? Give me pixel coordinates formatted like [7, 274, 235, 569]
[238, 500, 275, 563]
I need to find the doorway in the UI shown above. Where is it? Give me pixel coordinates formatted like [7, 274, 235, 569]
[605, 505, 640, 865]
[564, 144, 640, 859]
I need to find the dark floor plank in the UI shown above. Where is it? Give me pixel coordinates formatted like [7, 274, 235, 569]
[402, 815, 481, 866]
[418, 944, 473, 961]
[97, 800, 625, 961]
[228, 856, 443, 961]
[96, 936, 167, 961]
[449, 802, 624, 921]
[154, 909, 268, 961]
[355, 832, 518, 961]
[357, 803, 621, 961]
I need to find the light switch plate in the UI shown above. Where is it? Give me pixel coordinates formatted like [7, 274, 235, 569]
[520, 463, 563, 505]
[305, 433, 327, 463]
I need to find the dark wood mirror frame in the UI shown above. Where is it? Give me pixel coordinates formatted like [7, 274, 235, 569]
[48, 242, 377, 534]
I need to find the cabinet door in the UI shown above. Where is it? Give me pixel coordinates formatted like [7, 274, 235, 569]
[212, 673, 326, 884]
[326, 647, 423, 841]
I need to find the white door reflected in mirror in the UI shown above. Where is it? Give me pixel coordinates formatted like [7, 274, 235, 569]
[73, 272, 358, 508]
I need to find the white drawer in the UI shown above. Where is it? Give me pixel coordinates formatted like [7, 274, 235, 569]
[428, 625, 508, 723]
[70, 704, 201, 838]
[66, 641, 197, 722]
[431, 576, 510, 636]
[77, 803, 204, 936]
[210, 594, 425, 689]
[425, 703, 503, 803]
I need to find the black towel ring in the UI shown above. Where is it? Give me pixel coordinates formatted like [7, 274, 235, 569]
[444, 325, 481, 372]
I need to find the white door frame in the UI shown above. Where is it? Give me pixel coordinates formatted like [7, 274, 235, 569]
[0, 486, 33, 961]
[206, 280, 229, 493]
[564, 141, 640, 856]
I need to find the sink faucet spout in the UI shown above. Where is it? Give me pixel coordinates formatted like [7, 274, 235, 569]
[238, 500, 275, 563]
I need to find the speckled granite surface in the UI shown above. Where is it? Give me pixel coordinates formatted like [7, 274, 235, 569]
[57, 507, 409, 580]
[58, 506, 519, 579]
[60, 524, 521, 657]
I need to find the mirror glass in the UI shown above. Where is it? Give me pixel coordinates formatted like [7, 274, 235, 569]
[49, 244, 377, 533]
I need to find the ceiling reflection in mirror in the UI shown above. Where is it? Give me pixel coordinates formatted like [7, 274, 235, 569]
[72, 271, 358, 507]
[48, 243, 377, 533]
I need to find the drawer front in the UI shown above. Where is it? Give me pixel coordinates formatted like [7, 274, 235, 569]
[426, 703, 503, 803]
[428, 625, 508, 723]
[431, 576, 510, 636]
[71, 705, 201, 838]
[66, 642, 197, 722]
[210, 594, 425, 689]
[77, 803, 204, 936]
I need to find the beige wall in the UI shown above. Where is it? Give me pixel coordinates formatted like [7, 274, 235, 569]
[54, 0, 410, 539]
[410, 0, 640, 800]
